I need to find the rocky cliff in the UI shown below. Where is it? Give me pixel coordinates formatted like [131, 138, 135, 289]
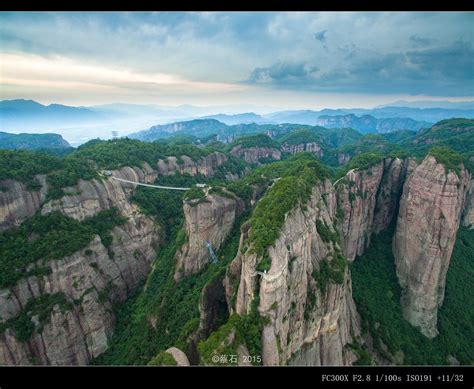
[230, 145, 281, 164]
[225, 180, 361, 365]
[462, 178, 474, 229]
[0, 175, 48, 231]
[393, 156, 470, 338]
[0, 166, 160, 365]
[156, 152, 228, 177]
[174, 191, 244, 281]
[335, 162, 385, 261]
[281, 142, 324, 158]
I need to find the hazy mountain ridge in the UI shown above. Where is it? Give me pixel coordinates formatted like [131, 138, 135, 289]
[0, 131, 71, 150]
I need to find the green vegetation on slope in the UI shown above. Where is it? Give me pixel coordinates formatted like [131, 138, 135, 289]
[428, 146, 466, 175]
[244, 155, 330, 259]
[228, 133, 280, 150]
[352, 226, 474, 365]
[0, 293, 73, 342]
[278, 128, 324, 146]
[0, 208, 127, 289]
[91, 207, 250, 365]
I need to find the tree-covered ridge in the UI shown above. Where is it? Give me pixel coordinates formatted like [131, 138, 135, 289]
[0, 138, 220, 199]
[352, 226, 474, 365]
[428, 146, 467, 176]
[0, 208, 127, 289]
[242, 154, 330, 259]
[228, 133, 280, 150]
[0, 131, 71, 151]
[74, 138, 215, 170]
[278, 128, 325, 146]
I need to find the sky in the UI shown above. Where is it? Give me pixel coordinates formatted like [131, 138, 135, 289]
[1, 11, 473, 109]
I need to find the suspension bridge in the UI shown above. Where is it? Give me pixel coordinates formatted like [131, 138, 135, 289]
[100, 171, 207, 191]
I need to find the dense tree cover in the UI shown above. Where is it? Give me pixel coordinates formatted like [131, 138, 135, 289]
[0, 132, 71, 151]
[0, 208, 127, 289]
[382, 130, 417, 144]
[351, 226, 474, 365]
[0, 293, 73, 342]
[428, 146, 466, 175]
[228, 133, 280, 150]
[277, 128, 324, 146]
[0, 149, 63, 189]
[333, 151, 384, 182]
[184, 187, 206, 201]
[246, 156, 330, 260]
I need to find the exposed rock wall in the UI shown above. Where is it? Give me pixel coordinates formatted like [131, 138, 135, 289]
[0, 175, 48, 231]
[174, 192, 244, 281]
[336, 162, 385, 261]
[393, 156, 471, 338]
[156, 152, 228, 177]
[0, 169, 159, 365]
[462, 179, 474, 229]
[230, 145, 281, 164]
[281, 142, 324, 158]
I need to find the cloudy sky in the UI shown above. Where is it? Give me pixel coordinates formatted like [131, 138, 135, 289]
[1, 11, 473, 109]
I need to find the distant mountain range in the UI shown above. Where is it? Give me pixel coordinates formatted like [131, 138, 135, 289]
[314, 114, 432, 133]
[130, 113, 433, 141]
[0, 100, 106, 130]
[0, 131, 71, 150]
[2, 99, 474, 145]
[263, 107, 474, 125]
[199, 113, 274, 125]
[129, 119, 313, 142]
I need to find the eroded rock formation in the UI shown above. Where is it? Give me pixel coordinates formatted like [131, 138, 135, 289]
[281, 142, 324, 158]
[393, 156, 470, 338]
[174, 192, 244, 281]
[230, 145, 281, 164]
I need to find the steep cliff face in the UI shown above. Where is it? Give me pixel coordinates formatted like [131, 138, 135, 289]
[230, 145, 281, 164]
[174, 192, 245, 281]
[281, 142, 324, 158]
[228, 181, 361, 366]
[393, 156, 471, 338]
[0, 169, 159, 365]
[335, 162, 385, 261]
[462, 179, 474, 229]
[156, 152, 228, 177]
[0, 175, 48, 231]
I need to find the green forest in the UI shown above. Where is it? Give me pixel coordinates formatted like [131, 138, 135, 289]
[351, 226, 474, 365]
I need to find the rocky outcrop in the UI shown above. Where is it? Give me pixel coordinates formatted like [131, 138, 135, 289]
[230, 145, 281, 164]
[174, 192, 244, 281]
[0, 170, 159, 365]
[165, 347, 190, 366]
[393, 156, 471, 338]
[229, 180, 361, 365]
[336, 162, 385, 261]
[0, 175, 48, 231]
[41, 165, 157, 221]
[462, 179, 474, 229]
[156, 152, 228, 177]
[281, 143, 324, 158]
